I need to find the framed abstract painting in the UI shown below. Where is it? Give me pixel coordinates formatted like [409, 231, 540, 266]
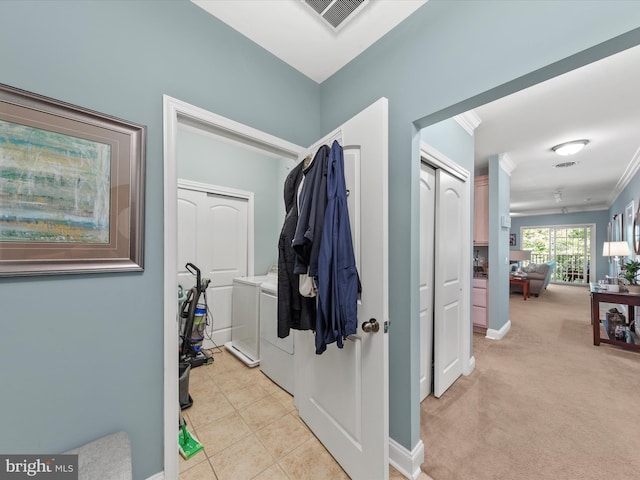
[0, 83, 146, 276]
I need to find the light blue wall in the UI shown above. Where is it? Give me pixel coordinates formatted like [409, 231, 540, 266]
[419, 119, 474, 169]
[3, 0, 640, 474]
[488, 157, 511, 332]
[319, 0, 640, 451]
[499, 153, 640, 328]
[177, 126, 293, 274]
[0, 1, 319, 478]
[608, 164, 640, 268]
[610, 172, 640, 225]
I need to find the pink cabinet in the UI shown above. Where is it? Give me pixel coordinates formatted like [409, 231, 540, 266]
[473, 277, 488, 332]
[474, 176, 489, 245]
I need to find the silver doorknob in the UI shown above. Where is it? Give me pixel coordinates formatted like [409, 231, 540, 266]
[361, 319, 380, 333]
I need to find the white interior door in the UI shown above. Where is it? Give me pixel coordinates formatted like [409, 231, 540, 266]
[294, 98, 389, 480]
[419, 163, 436, 402]
[433, 169, 464, 397]
[177, 185, 248, 348]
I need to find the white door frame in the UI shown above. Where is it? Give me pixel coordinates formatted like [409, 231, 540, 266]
[420, 141, 475, 378]
[418, 163, 435, 402]
[163, 95, 303, 479]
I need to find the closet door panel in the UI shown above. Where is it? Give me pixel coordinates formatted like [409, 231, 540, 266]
[433, 170, 465, 397]
[178, 187, 249, 348]
[200, 197, 248, 288]
[177, 193, 199, 292]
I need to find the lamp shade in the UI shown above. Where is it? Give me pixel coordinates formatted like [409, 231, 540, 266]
[602, 241, 631, 257]
[509, 249, 532, 261]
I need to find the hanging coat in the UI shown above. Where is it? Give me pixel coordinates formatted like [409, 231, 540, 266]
[277, 162, 316, 338]
[315, 140, 359, 354]
[292, 145, 330, 277]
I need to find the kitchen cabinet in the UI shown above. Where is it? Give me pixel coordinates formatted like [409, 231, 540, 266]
[473, 276, 488, 332]
[474, 175, 489, 245]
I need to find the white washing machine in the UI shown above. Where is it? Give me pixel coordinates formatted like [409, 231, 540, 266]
[259, 277, 294, 394]
[225, 274, 272, 367]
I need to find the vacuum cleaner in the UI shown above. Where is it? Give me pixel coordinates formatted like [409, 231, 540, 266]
[177, 263, 209, 459]
[179, 262, 213, 369]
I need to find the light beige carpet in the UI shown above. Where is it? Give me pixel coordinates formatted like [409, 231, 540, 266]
[421, 284, 640, 480]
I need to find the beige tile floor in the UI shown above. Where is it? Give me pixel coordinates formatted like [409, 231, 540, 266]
[179, 346, 426, 480]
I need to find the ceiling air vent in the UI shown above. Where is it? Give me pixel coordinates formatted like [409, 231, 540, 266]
[554, 161, 577, 169]
[303, 0, 370, 32]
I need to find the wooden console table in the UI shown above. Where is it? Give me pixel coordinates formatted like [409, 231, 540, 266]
[509, 275, 530, 300]
[589, 283, 640, 351]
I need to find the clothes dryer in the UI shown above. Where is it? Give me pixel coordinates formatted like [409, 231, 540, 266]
[259, 278, 294, 394]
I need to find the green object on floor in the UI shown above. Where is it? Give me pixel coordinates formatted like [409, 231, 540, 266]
[178, 423, 203, 459]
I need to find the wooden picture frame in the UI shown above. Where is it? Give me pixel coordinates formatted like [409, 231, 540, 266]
[625, 200, 635, 259]
[0, 83, 146, 276]
[610, 213, 623, 242]
[634, 201, 640, 256]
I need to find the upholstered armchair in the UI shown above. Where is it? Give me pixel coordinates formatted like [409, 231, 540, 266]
[511, 261, 556, 297]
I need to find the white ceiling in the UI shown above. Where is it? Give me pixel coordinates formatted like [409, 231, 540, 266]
[193, 0, 640, 217]
[474, 44, 640, 217]
[192, 0, 428, 83]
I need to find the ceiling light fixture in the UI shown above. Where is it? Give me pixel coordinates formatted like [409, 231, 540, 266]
[552, 139, 589, 156]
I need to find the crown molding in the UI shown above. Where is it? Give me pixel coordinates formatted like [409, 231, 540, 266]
[509, 205, 608, 217]
[608, 143, 640, 206]
[453, 110, 482, 135]
[499, 153, 516, 175]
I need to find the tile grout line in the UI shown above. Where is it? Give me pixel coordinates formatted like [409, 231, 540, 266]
[188, 353, 292, 479]
[181, 347, 349, 479]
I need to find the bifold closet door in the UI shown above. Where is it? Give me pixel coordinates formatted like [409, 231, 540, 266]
[433, 169, 465, 397]
[177, 186, 248, 348]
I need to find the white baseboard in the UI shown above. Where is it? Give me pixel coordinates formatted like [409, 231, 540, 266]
[389, 437, 424, 479]
[146, 472, 164, 480]
[463, 355, 476, 376]
[486, 320, 511, 340]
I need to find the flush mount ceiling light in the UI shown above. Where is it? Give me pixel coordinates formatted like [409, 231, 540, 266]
[552, 139, 589, 156]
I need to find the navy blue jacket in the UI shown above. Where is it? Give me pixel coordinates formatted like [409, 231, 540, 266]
[315, 141, 359, 354]
[292, 145, 330, 277]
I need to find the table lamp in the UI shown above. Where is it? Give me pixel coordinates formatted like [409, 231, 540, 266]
[509, 249, 531, 272]
[602, 241, 631, 280]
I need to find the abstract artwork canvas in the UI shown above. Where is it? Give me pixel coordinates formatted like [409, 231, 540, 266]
[0, 119, 111, 244]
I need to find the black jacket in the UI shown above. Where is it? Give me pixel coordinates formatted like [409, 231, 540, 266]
[277, 161, 316, 338]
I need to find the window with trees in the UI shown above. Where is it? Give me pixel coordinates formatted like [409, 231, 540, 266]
[521, 225, 593, 284]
